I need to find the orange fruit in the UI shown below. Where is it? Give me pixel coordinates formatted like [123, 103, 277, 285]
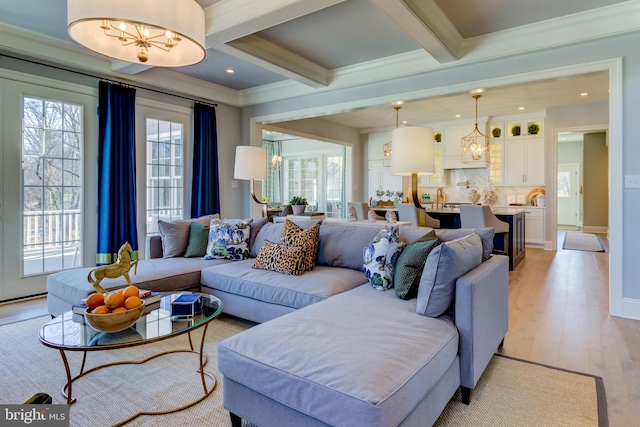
[124, 296, 143, 310]
[122, 285, 139, 298]
[92, 305, 110, 314]
[86, 293, 105, 309]
[111, 307, 127, 314]
[105, 292, 125, 310]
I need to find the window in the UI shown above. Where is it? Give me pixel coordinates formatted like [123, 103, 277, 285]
[285, 157, 319, 209]
[145, 119, 183, 233]
[22, 97, 83, 274]
[558, 171, 571, 198]
[326, 156, 343, 218]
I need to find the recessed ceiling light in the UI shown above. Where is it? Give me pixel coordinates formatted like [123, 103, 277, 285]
[455, 114, 461, 118]
[470, 88, 485, 94]
[226, 68, 235, 74]
[580, 92, 588, 97]
[402, 120, 408, 124]
[393, 101, 404, 106]
[518, 106, 525, 110]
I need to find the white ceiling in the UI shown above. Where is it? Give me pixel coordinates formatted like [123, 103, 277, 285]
[0, 0, 629, 128]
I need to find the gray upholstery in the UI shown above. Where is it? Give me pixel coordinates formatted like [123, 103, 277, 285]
[46, 257, 229, 316]
[317, 223, 381, 270]
[416, 233, 483, 317]
[459, 205, 509, 233]
[397, 225, 495, 261]
[201, 260, 367, 310]
[347, 201, 370, 220]
[397, 203, 441, 228]
[219, 284, 458, 427]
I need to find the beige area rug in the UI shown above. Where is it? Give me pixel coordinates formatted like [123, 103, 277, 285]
[563, 231, 606, 252]
[1, 316, 607, 426]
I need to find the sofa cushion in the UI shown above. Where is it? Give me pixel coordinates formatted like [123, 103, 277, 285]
[205, 218, 252, 260]
[252, 240, 306, 276]
[363, 227, 405, 290]
[280, 220, 320, 271]
[158, 214, 215, 258]
[394, 231, 440, 300]
[398, 225, 494, 261]
[201, 260, 367, 310]
[218, 284, 458, 427]
[317, 224, 382, 270]
[183, 222, 209, 258]
[47, 257, 230, 311]
[416, 232, 483, 317]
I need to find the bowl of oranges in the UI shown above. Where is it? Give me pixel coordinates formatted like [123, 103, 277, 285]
[84, 285, 145, 333]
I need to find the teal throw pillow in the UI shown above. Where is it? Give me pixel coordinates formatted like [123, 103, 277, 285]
[363, 227, 405, 290]
[394, 231, 440, 300]
[184, 222, 209, 258]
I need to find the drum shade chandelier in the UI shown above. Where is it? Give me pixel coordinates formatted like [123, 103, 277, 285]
[67, 0, 206, 67]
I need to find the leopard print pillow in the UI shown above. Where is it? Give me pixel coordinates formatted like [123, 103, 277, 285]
[252, 240, 306, 276]
[280, 220, 320, 271]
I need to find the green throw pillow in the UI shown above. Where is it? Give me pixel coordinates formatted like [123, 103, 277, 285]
[394, 231, 439, 300]
[184, 222, 210, 258]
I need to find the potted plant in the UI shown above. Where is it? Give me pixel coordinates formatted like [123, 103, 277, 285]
[289, 196, 308, 214]
[492, 127, 501, 138]
[434, 132, 442, 143]
[511, 125, 521, 136]
[528, 123, 540, 135]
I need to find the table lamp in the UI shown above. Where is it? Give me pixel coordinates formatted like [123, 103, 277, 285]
[391, 126, 435, 211]
[234, 146, 267, 216]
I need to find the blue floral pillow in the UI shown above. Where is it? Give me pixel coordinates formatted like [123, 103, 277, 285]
[205, 218, 252, 260]
[363, 227, 405, 290]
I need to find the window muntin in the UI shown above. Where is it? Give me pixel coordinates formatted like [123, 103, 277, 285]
[22, 97, 83, 274]
[146, 118, 183, 233]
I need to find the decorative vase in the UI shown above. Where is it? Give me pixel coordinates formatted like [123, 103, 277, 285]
[292, 205, 306, 215]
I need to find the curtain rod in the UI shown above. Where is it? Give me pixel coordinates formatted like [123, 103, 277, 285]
[0, 52, 218, 108]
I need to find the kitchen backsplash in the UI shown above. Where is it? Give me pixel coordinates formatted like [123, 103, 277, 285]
[417, 168, 545, 206]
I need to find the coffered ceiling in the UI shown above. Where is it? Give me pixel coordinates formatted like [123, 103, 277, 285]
[0, 0, 632, 127]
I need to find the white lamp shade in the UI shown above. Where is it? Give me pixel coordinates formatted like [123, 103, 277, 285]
[67, 0, 205, 67]
[234, 146, 267, 181]
[390, 127, 435, 176]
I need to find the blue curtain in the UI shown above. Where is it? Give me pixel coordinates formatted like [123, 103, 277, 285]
[191, 102, 220, 217]
[96, 81, 138, 265]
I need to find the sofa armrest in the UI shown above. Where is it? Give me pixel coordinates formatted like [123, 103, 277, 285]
[455, 254, 509, 390]
[145, 234, 164, 259]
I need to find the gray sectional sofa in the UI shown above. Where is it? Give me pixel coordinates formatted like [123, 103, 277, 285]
[45, 218, 508, 427]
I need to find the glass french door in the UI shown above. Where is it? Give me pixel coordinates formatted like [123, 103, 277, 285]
[1, 78, 97, 301]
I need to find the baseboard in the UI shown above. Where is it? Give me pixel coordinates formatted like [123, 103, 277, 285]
[544, 240, 553, 250]
[615, 297, 640, 320]
[582, 226, 608, 234]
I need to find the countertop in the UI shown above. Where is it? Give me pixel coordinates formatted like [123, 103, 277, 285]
[425, 207, 526, 215]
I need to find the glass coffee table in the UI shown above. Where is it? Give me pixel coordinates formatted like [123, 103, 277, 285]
[39, 293, 222, 426]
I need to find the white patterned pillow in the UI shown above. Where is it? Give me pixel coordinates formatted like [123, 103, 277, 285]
[205, 218, 253, 260]
[363, 227, 405, 290]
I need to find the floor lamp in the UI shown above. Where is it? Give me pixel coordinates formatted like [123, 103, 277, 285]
[234, 146, 267, 217]
[391, 127, 435, 225]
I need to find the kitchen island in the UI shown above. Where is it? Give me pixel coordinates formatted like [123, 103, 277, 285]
[426, 207, 526, 270]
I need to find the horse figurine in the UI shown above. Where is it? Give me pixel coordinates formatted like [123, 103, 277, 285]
[87, 242, 139, 295]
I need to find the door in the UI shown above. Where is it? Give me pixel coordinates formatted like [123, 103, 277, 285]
[557, 163, 580, 226]
[1, 79, 97, 301]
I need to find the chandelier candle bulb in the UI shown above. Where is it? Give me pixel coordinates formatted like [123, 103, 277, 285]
[67, 0, 206, 67]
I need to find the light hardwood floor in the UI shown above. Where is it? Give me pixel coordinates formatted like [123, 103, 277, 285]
[1, 235, 637, 426]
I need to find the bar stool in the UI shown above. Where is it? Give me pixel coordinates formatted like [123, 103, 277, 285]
[459, 205, 509, 255]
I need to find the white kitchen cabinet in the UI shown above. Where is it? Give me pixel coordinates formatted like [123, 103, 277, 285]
[442, 123, 490, 169]
[524, 207, 545, 247]
[504, 135, 545, 185]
